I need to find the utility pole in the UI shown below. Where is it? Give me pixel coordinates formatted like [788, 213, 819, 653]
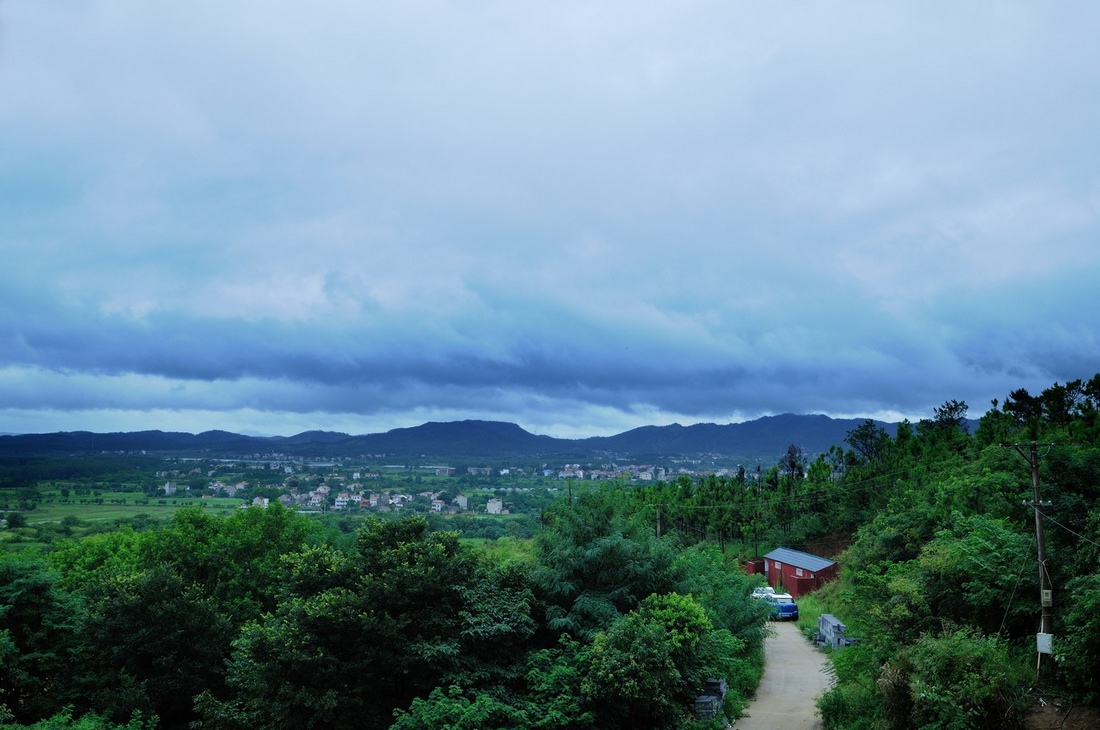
[1013, 441, 1053, 672]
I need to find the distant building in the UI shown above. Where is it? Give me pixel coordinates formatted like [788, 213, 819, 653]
[486, 498, 503, 515]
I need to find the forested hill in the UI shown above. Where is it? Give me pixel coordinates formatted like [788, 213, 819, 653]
[0, 414, 898, 461]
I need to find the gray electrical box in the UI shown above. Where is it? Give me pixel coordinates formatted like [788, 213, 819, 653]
[1037, 633, 1054, 655]
[1041, 590, 1053, 607]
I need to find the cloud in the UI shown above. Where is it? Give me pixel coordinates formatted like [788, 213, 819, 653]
[1, 3, 1099, 437]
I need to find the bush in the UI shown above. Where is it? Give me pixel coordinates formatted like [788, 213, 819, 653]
[4, 511, 28, 529]
[903, 627, 1031, 730]
[1055, 573, 1100, 702]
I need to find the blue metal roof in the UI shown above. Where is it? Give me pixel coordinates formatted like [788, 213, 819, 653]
[763, 547, 836, 572]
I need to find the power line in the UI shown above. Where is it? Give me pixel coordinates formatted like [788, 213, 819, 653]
[1035, 507, 1100, 550]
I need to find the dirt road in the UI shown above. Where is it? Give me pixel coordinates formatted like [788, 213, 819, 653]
[732, 621, 832, 730]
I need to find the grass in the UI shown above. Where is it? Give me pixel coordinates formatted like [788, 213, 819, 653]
[467, 535, 537, 565]
[794, 580, 854, 643]
[24, 494, 244, 523]
[1, 492, 248, 551]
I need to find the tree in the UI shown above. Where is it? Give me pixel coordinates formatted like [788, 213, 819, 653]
[775, 445, 806, 537]
[390, 685, 531, 730]
[196, 516, 478, 730]
[158, 503, 319, 624]
[450, 562, 539, 688]
[1003, 389, 1042, 439]
[582, 593, 713, 729]
[933, 399, 970, 433]
[3, 511, 27, 529]
[65, 564, 233, 728]
[1056, 572, 1100, 702]
[0, 553, 78, 722]
[915, 514, 1033, 636]
[845, 420, 890, 463]
[523, 635, 597, 730]
[534, 490, 682, 640]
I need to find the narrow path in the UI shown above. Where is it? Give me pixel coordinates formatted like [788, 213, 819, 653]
[731, 621, 832, 730]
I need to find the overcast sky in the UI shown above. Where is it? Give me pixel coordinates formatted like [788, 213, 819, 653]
[2, 3, 1098, 438]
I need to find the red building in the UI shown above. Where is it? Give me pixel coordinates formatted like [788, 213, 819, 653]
[762, 547, 838, 599]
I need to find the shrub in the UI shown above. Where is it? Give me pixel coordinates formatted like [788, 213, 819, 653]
[904, 626, 1031, 730]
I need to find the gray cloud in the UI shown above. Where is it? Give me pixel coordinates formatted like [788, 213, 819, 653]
[2, 3, 1099, 437]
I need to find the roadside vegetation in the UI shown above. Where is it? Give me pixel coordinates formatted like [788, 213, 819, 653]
[631, 375, 1100, 730]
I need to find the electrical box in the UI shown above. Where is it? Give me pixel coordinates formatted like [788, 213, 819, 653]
[1036, 633, 1054, 655]
[1041, 590, 1053, 607]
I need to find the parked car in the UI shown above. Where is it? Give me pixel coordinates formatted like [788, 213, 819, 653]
[765, 592, 799, 621]
[751, 586, 776, 600]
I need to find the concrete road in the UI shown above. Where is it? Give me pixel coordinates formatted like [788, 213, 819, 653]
[731, 621, 832, 730]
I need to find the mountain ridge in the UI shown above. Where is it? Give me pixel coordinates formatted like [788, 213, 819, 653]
[0, 414, 905, 462]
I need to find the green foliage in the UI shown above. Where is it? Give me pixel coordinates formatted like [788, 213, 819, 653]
[534, 489, 683, 640]
[582, 593, 713, 729]
[915, 514, 1033, 635]
[149, 503, 320, 623]
[846, 420, 891, 463]
[3, 512, 27, 529]
[64, 563, 232, 725]
[196, 516, 479, 730]
[673, 544, 769, 641]
[390, 685, 530, 730]
[821, 624, 1033, 730]
[0, 552, 78, 722]
[1055, 572, 1100, 702]
[4, 372, 1099, 729]
[452, 563, 539, 687]
[902, 627, 1032, 730]
[818, 641, 890, 730]
[6, 707, 157, 729]
[524, 635, 596, 730]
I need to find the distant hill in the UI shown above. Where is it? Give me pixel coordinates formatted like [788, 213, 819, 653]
[578, 414, 896, 459]
[0, 415, 900, 463]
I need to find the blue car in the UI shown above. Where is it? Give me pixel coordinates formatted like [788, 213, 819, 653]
[765, 593, 799, 621]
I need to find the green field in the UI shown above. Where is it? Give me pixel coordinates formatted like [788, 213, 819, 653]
[1, 491, 248, 551]
[29, 490, 245, 520]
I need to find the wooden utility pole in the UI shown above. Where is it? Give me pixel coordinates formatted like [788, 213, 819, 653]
[1013, 441, 1053, 671]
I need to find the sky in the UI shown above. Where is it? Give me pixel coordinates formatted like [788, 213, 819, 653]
[2, 3, 1099, 439]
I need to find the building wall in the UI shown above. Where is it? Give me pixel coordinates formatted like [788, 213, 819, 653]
[764, 557, 838, 598]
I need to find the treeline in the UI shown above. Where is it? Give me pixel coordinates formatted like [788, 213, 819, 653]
[0, 491, 768, 729]
[0, 456, 159, 496]
[638, 374, 1100, 728]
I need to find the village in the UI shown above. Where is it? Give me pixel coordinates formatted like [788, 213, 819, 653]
[151, 455, 746, 515]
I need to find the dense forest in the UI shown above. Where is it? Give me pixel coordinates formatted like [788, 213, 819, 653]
[633, 375, 1100, 729]
[1, 373, 1099, 729]
[0, 486, 769, 728]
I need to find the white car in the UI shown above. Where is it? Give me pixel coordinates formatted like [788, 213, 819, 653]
[751, 586, 776, 599]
